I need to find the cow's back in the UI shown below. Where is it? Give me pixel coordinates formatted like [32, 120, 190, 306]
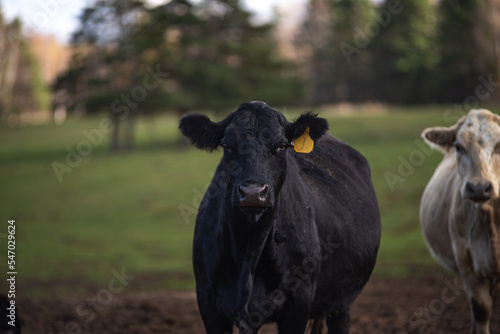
[420, 153, 460, 272]
[291, 134, 381, 316]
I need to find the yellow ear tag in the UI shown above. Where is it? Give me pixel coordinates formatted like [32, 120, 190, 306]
[294, 127, 314, 153]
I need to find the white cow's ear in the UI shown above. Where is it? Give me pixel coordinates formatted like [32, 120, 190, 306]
[421, 116, 466, 153]
[421, 127, 455, 153]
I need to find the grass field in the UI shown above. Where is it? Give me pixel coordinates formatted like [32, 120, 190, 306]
[1, 105, 498, 297]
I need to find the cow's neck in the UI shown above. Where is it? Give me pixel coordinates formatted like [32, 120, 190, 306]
[222, 161, 293, 270]
[220, 161, 304, 320]
[221, 207, 275, 318]
[467, 198, 500, 277]
[224, 209, 274, 268]
[486, 199, 500, 274]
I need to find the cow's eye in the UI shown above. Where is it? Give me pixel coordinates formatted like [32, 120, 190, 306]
[276, 142, 289, 152]
[221, 143, 233, 154]
[454, 142, 466, 154]
[495, 143, 500, 155]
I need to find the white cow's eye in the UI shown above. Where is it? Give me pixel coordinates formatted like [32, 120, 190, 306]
[495, 143, 500, 154]
[454, 142, 466, 154]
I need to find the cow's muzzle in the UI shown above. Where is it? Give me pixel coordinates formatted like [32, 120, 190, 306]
[236, 182, 271, 208]
[464, 179, 495, 202]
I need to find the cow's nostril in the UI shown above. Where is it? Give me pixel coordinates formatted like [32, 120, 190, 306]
[238, 185, 246, 200]
[484, 182, 493, 195]
[466, 182, 475, 195]
[259, 184, 270, 200]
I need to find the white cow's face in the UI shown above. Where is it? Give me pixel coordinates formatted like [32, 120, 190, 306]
[423, 109, 500, 203]
[454, 110, 500, 201]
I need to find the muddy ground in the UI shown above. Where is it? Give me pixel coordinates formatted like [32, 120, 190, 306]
[17, 273, 500, 334]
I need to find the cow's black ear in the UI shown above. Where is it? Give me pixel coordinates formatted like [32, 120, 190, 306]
[287, 112, 329, 142]
[179, 113, 225, 151]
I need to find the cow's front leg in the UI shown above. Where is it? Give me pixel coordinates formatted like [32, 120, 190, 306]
[276, 296, 311, 334]
[465, 278, 494, 334]
[457, 262, 494, 334]
[235, 316, 260, 334]
[453, 237, 494, 334]
[197, 289, 234, 334]
[199, 308, 233, 334]
[326, 306, 350, 334]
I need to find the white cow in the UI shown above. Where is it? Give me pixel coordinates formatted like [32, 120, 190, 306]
[420, 109, 500, 334]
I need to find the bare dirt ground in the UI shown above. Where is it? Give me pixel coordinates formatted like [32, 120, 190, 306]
[17, 273, 500, 334]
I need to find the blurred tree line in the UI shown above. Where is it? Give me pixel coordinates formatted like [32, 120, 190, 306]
[54, 0, 304, 149]
[1, 0, 499, 135]
[0, 9, 50, 122]
[296, 0, 500, 105]
[58, 0, 499, 118]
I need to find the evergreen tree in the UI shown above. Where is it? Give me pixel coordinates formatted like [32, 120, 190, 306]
[435, 0, 497, 102]
[58, 0, 146, 150]
[295, 0, 335, 105]
[134, 0, 303, 113]
[60, 0, 303, 116]
[372, 0, 436, 104]
[296, 0, 375, 105]
[56, 0, 303, 148]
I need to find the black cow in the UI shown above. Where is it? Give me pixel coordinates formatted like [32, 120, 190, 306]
[179, 101, 380, 334]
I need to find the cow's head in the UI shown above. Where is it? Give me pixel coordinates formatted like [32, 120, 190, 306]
[423, 109, 500, 203]
[179, 101, 328, 221]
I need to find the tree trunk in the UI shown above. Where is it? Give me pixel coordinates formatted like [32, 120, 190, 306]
[124, 112, 135, 150]
[111, 115, 121, 152]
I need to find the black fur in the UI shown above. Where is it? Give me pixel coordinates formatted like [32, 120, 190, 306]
[286, 112, 329, 142]
[178, 113, 225, 151]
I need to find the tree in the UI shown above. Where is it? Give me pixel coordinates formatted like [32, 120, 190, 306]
[295, 0, 334, 105]
[435, 0, 498, 102]
[131, 0, 304, 112]
[0, 9, 50, 122]
[296, 0, 376, 105]
[372, 0, 437, 104]
[56, 0, 303, 150]
[55, 0, 147, 150]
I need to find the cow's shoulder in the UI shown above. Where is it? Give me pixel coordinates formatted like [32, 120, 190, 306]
[315, 134, 370, 170]
[291, 134, 371, 185]
[421, 153, 460, 222]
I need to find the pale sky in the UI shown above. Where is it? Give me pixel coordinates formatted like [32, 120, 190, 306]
[0, 0, 306, 44]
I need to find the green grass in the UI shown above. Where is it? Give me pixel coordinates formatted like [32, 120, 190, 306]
[1, 107, 498, 296]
